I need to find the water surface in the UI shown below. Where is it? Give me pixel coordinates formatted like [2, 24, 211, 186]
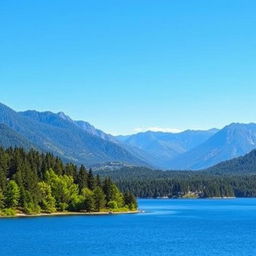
[1, 199, 256, 256]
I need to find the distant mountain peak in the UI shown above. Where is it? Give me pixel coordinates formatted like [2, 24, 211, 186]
[168, 123, 256, 170]
[224, 122, 256, 129]
[116, 129, 219, 169]
[57, 112, 73, 122]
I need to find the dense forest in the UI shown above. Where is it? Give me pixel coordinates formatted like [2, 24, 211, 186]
[97, 167, 256, 198]
[206, 149, 256, 174]
[2, 146, 256, 217]
[0, 148, 137, 216]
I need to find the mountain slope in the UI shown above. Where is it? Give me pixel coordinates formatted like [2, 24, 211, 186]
[0, 123, 36, 149]
[19, 109, 148, 166]
[169, 123, 256, 170]
[75, 120, 117, 143]
[0, 103, 148, 166]
[206, 149, 256, 174]
[116, 129, 218, 169]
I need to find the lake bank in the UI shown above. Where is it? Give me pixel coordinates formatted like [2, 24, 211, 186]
[0, 210, 140, 218]
[143, 196, 236, 200]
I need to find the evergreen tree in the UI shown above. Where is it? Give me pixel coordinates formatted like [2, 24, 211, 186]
[110, 184, 124, 208]
[81, 188, 95, 212]
[87, 169, 95, 190]
[102, 177, 112, 203]
[93, 186, 106, 211]
[77, 165, 88, 192]
[124, 192, 137, 210]
[0, 147, 137, 215]
[0, 150, 8, 191]
[0, 190, 4, 209]
[96, 174, 101, 187]
[4, 180, 20, 208]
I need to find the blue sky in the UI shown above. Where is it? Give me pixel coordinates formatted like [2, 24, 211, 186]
[1, 0, 256, 135]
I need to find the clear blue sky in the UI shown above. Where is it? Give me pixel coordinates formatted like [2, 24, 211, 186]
[1, 0, 256, 135]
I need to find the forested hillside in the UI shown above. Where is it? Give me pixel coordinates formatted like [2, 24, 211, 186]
[0, 103, 147, 167]
[96, 166, 256, 198]
[0, 124, 36, 150]
[0, 148, 137, 216]
[206, 149, 256, 174]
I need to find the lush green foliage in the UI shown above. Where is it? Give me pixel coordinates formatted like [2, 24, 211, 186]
[0, 148, 137, 216]
[4, 180, 20, 208]
[97, 166, 256, 198]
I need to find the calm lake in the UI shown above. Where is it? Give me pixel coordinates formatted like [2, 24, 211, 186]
[1, 199, 256, 256]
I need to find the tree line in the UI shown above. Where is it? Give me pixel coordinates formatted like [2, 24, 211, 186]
[0, 148, 137, 216]
[97, 167, 256, 198]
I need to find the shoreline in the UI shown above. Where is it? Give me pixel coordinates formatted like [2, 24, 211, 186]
[0, 210, 140, 219]
[140, 197, 236, 200]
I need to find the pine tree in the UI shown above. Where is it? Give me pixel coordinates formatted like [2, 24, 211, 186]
[0, 150, 8, 191]
[81, 188, 95, 212]
[77, 165, 88, 192]
[102, 177, 112, 202]
[87, 169, 95, 190]
[0, 189, 4, 209]
[93, 186, 106, 211]
[124, 192, 137, 210]
[0, 147, 137, 214]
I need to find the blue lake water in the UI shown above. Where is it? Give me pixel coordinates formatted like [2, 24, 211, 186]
[1, 199, 256, 256]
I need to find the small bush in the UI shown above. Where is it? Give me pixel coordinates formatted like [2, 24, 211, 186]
[1, 208, 16, 216]
[59, 203, 69, 211]
[107, 200, 118, 209]
[24, 202, 41, 215]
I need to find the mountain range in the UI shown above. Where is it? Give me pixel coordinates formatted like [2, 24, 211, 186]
[0, 103, 147, 167]
[167, 123, 256, 170]
[1, 102, 256, 170]
[116, 129, 218, 169]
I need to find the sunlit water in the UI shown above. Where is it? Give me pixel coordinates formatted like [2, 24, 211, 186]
[1, 199, 256, 256]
